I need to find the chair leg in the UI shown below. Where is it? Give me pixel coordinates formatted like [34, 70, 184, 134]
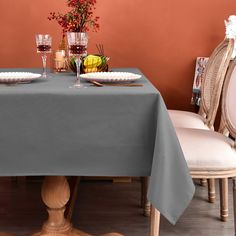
[232, 178, 236, 235]
[150, 205, 160, 236]
[200, 178, 207, 187]
[219, 178, 229, 222]
[141, 177, 151, 217]
[207, 179, 216, 203]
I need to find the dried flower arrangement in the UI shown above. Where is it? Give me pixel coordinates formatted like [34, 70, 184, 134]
[48, 0, 100, 34]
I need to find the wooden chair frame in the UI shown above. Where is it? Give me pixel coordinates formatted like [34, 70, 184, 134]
[199, 39, 234, 215]
[192, 58, 236, 224]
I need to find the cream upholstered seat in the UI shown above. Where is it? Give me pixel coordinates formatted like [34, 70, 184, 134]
[169, 111, 209, 130]
[169, 59, 236, 229]
[169, 38, 234, 130]
[169, 110, 209, 129]
[176, 128, 236, 170]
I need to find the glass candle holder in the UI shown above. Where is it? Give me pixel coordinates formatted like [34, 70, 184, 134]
[54, 50, 67, 72]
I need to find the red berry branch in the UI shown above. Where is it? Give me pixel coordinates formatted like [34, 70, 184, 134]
[48, 0, 100, 35]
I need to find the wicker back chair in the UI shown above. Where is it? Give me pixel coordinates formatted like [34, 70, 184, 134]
[165, 59, 236, 234]
[199, 38, 234, 129]
[169, 38, 234, 131]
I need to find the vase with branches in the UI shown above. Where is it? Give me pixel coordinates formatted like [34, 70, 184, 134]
[48, 0, 99, 34]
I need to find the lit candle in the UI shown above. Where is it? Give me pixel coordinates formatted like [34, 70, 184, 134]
[55, 50, 65, 61]
[54, 50, 67, 72]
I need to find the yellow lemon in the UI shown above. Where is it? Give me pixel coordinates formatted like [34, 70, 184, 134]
[84, 67, 99, 73]
[83, 55, 102, 68]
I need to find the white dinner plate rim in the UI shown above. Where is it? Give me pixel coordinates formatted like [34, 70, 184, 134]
[80, 72, 142, 83]
[0, 72, 42, 83]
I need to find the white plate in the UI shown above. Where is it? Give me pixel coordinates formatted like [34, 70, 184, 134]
[80, 72, 142, 83]
[0, 72, 42, 84]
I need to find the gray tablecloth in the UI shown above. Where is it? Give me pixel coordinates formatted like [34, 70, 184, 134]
[0, 68, 194, 224]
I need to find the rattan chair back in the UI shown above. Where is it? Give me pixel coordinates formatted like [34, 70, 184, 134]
[220, 59, 236, 145]
[199, 38, 234, 129]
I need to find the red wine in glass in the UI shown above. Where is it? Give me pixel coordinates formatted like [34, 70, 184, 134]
[67, 32, 88, 88]
[37, 45, 52, 53]
[35, 34, 52, 78]
[69, 45, 87, 55]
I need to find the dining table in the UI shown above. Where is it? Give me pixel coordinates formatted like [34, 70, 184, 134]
[0, 68, 195, 236]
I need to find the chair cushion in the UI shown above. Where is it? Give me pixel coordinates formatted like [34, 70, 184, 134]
[168, 110, 209, 130]
[176, 128, 236, 170]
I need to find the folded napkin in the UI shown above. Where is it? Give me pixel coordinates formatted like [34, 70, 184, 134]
[225, 15, 236, 59]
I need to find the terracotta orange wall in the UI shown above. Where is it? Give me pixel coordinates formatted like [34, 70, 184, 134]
[0, 0, 236, 110]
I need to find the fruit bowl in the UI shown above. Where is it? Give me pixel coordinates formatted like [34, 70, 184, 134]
[69, 54, 109, 74]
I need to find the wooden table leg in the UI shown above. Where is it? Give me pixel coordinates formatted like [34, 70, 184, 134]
[150, 205, 160, 236]
[32, 176, 123, 236]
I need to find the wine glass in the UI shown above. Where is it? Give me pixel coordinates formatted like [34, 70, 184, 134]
[35, 34, 52, 78]
[67, 32, 88, 88]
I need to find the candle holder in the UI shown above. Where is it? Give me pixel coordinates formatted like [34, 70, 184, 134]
[54, 50, 68, 73]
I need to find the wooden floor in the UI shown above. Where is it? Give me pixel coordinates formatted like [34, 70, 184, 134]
[0, 178, 234, 236]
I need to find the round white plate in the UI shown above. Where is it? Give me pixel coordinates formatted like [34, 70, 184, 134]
[80, 72, 142, 83]
[0, 72, 42, 84]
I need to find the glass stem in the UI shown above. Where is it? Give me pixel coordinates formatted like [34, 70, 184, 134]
[75, 56, 81, 86]
[42, 53, 47, 78]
